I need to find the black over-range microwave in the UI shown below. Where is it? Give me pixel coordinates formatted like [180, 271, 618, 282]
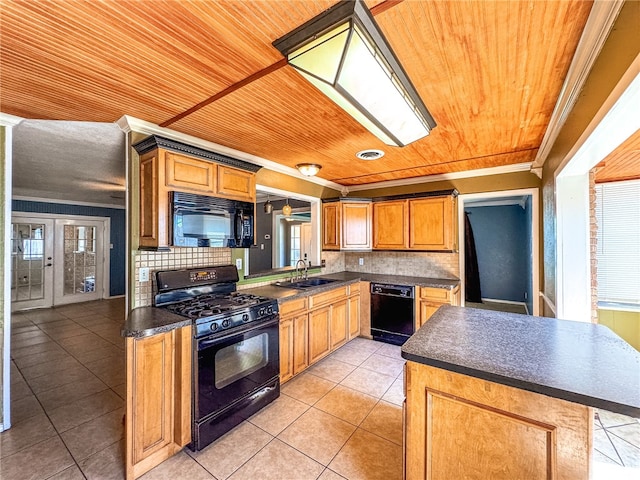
[171, 191, 254, 248]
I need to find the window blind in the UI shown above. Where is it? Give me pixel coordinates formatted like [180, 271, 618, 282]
[595, 179, 640, 306]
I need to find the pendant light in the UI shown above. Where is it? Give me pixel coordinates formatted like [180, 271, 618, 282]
[264, 195, 273, 214]
[282, 198, 292, 217]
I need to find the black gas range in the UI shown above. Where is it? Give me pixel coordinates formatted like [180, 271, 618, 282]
[154, 265, 280, 451]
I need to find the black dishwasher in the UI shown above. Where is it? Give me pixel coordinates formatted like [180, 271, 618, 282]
[370, 283, 415, 345]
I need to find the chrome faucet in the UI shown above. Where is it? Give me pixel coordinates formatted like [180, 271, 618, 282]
[294, 259, 308, 281]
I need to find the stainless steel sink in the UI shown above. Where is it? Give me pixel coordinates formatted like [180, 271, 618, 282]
[273, 277, 338, 290]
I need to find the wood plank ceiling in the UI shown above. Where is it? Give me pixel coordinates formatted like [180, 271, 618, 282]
[0, 0, 594, 187]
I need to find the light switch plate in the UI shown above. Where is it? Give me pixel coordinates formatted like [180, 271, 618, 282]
[139, 267, 150, 282]
[236, 258, 243, 270]
[359, 258, 364, 266]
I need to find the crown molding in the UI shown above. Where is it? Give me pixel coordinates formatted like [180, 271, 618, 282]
[347, 162, 533, 192]
[532, 0, 625, 171]
[0, 113, 24, 127]
[116, 115, 344, 191]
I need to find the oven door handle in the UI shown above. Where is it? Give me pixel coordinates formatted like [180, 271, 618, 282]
[197, 316, 279, 351]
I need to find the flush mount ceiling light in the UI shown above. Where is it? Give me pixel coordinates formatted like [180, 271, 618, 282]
[296, 163, 322, 176]
[282, 198, 292, 216]
[273, 0, 436, 147]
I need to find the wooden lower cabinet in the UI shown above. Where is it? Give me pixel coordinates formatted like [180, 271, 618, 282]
[417, 285, 460, 327]
[309, 306, 332, 364]
[404, 361, 592, 480]
[279, 284, 361, 383]
[125, 326, 191, 480]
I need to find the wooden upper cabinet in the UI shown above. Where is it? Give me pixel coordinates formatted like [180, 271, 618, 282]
[322, 203, 341, 250]
[342, 202, 372, 250]
[322, 201, 372, 251]
[373, 200, 409, 249]
[216, 165, 256, 202]
[165, 151, 216, 194]
[409, 196, 456, 251]
[139, 151, 170, 248]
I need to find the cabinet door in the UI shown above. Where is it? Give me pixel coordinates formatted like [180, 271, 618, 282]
[216, 165, 256, 202]
[342, 202, 372, 250]
[308, 306, 331, 364]
[279, 319, 294, 384]
[419, 301, 444, 327]
[129, 331, 174, 467]
[292, 313, 309, 375]
[330, 299, 348, 350]
[348, 294, 361, 340]
[139, 151, 169, 248]
[373, 200, 409, 249]
[322, 203, 341, 250]
[165, 151, 216, 194]
[409, 196, 455, 251]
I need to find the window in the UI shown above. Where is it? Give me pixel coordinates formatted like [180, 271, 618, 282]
[290, 223, 301, 266]
[22, 226, 44, 260]
[595, 179, 640, 307]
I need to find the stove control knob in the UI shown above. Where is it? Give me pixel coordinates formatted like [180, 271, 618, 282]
[242, 313, 250, 322]
[266, 305, 274, 315]
[259, 307, 266, 316]
[210, 323, 218, 332]
[222, 319, 230, 328]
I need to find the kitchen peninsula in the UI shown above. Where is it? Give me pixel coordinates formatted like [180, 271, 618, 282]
[401, 305, 640, 480]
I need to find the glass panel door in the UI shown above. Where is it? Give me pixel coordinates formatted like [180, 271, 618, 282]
[10, 218, 55, 310]
[54, 219, 104, 305]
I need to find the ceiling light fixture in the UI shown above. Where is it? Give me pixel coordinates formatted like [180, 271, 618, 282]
[296, 163, 322, 176]
[273, 0, 436, 147]
[356, 149, 384, 160]
[264, 195, 273, 214]
[282, 199, 292, 216]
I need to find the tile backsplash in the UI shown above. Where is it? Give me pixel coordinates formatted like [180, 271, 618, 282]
[134, 248, 232, 307]
[340, 251, 459, 279]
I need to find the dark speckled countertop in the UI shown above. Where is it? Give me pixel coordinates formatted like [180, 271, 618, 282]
[122, 271, 459, 338]
[401, 305, 640, 417]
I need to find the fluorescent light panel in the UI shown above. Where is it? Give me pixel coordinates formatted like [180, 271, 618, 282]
[274, 0, 436, 147]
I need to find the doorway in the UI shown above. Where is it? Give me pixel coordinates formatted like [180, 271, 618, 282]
[10, 213, 109, 311]
[458, 188, 539, 316]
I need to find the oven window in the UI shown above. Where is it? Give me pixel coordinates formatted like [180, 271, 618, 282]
[215, 334, 269, 389]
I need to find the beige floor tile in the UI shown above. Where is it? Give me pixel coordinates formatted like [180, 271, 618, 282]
[141, 450, 214, 480]
[78, 439, 126, 480]
[360, 401, 403, 445]
[10, 393, 44, 424]
[278, 408, 356, 465]
[85, 356, 126, 387]
[111, 383, 126, 400]
[57, 332, 109, 348]
[72, 344, 124, 364]
[26, 364, 97, 394]
[315, 385, 377, 426]
[594, 429, 622, 465]
[609, 434, 640, 467]
[0, 436, 75, 479]
[20, 355, 83, 380]
[9, 374, 33, 403]
[340, 367, 396, 398]
[11, 340, 65, 359]
[228, 438, 324, 480]
[329, 345, 374, 366]
[609, 422, 640, 448]
[345, 338, 382, 354]
[598, 409, 639, 428]
[0, 411, 58, 458]
[248, 393, 309, 435]
[318, 468, 348, 480]
[37, 375, 108, 411]
[49, 465, 87, 480]
[46, 325, 92, 341]
[381, 377, 404, 406]
[61, 407, 125, 461]
[37, 319, 82, 332]
[49, 389, 123, 432]
[281, 372, 336, 405]
[374, 342, 402, 359]
[307, 356, 357, 383]
[11, 335, 54, 350]
[26, 311, 68, 323]
[12, 348, 72, 369]
[593, 448, 621, 465]
[329, 428, 403, 480]
[63, 338, 115, 356]
[189, 421, 273, 480]
[360, 353, 405, 378]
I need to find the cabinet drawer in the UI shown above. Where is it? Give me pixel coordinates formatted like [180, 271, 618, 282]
[280, 297, 308, 317]
[348, 282, 361, 296]
[420, 287, 451, 302]
[309, 286, 348, 309]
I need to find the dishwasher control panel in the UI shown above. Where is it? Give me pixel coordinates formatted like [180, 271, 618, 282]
[371, 283, 414, 298]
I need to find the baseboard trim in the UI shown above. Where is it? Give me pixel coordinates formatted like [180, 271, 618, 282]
[480, 298, 530, 315]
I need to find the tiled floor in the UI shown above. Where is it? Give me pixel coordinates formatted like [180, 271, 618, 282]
[2, 298, 639, 479]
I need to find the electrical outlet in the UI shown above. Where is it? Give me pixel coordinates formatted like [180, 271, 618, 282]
[524, 291, 528, 300]
[139, 267, 149, 282]
[236, 258, 243, 270]
[358, 257, 364, 266]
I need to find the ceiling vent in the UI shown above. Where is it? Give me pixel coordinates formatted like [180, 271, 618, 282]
[356, 149, 385, 160]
